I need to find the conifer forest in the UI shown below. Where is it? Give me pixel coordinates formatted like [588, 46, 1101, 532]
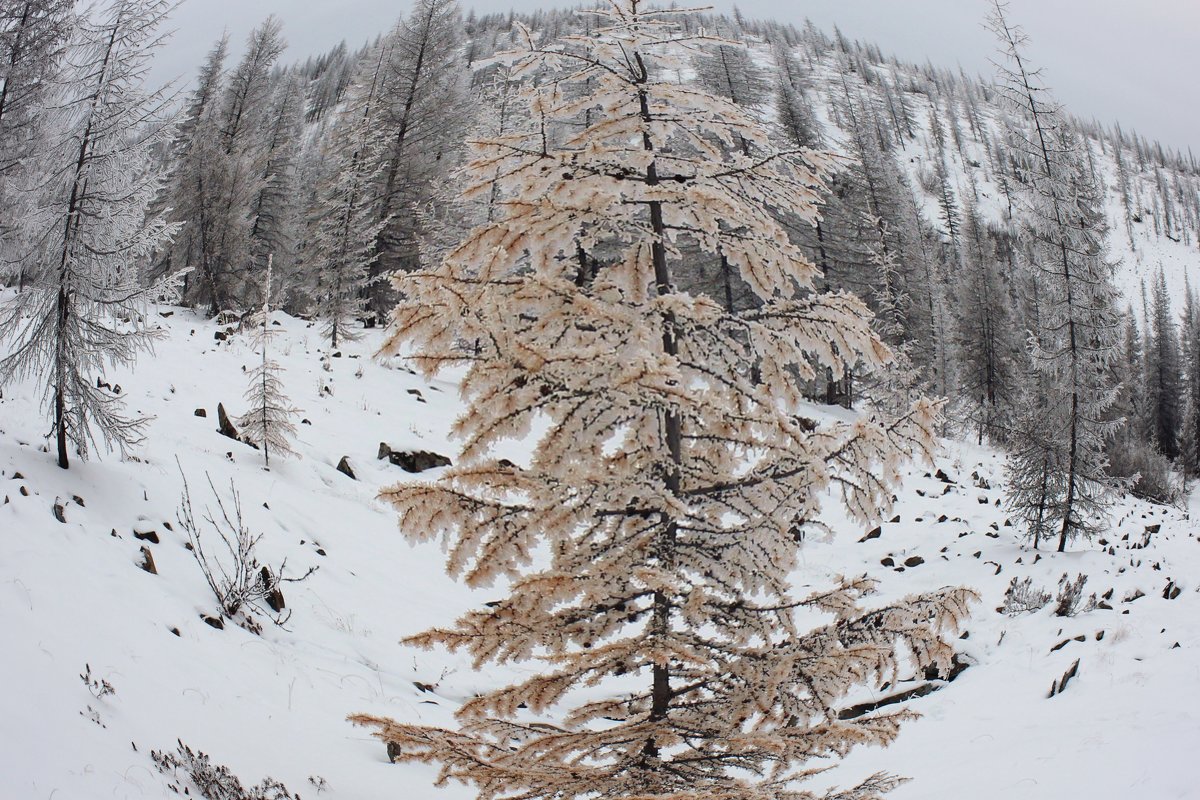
[1, 1, 1197, 798]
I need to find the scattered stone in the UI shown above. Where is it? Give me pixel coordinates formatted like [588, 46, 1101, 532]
[880, 557, 895, 567]
[407, 389, 427, 403]
[202, 615, 224, 630]
[316, 548, 327, 557]
[937, 514, 948, 523]
[138, 546, 157, 575]
[1050, 635, 1086, 653]
[1163, 581, 1181, 600]
[11, 472, 23, 480]
[858, 526, 882, 543]
[336, 456, 356, 480]
[133, 527, 160, 544]
[53, 501, 66, 523]
[935, 469, 955, 484]
[1146, 524, 1161, 534]
[261, 567, 285, 613]
[169, 627, 180, 637]
[889, 515, 900, 524]
[978, 496, 989, 504]
[377, 443, 451, 473]
[194, 408, 207, 418]
[217, 403, 239, 441]
[1048, 659, 1081, 698]
[904, 556, 925, 568]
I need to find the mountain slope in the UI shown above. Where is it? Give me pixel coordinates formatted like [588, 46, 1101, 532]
[1, 301, 1196, 800]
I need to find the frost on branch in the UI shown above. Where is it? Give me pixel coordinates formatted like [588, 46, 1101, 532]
[356, 3, 976, 799]
[238, 257, 299, 467]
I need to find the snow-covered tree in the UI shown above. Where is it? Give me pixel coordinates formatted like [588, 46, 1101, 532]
[155, 33, 227, 297]
[1144, 269, 1183, 460]
[173, 16, 285, 315]
[0, 0, 75, 279]
[238, 255, 297, 467]
[371, 0, 468, 314]
[351, 4, 975, 798]
[247, 69, 305, 303]
[952, 200, 1017, 444]
[307, 41, 390, 347]
[0, 0, 179, 470]
[1180, 286, 1200, 478]
[990, 1, 1123, 551]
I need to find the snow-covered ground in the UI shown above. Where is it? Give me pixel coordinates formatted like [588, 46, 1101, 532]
[1, 305, 1197, 800]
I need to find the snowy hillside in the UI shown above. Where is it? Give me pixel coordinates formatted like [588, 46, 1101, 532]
[2, 305, 1197, 800]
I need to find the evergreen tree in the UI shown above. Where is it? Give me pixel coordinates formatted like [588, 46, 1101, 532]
[351, 5, 974, 799]
[0, 0, 179, 469]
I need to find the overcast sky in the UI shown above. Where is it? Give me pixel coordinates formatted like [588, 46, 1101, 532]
[151, 0, 1198, 152]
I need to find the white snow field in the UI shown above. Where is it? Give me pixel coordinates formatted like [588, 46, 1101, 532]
[1, 304, 1197, 800]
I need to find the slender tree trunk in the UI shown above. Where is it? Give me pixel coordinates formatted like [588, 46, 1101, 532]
[635, 53, 681, 762]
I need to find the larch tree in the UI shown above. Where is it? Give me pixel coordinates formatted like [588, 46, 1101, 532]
[990, 1, 1123, 551]
[155, 33, 227, 295]
[1144, 269, 1182, 460]
[307, 38, 390, 348]
[351, 4, 975, 799]
[238, 255, 297, 467]
[175, 16, 285, 315]
[0, 0, 179, 469]
[952, 199, 1017, 444]
[1179, 285, 1200, 478]
[0, 0, 75, 279]
[247, 69, 305, 305]
[370, 0, 468, 316]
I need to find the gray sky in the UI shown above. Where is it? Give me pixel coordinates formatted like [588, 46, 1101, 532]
[153, 0, 1198, 153]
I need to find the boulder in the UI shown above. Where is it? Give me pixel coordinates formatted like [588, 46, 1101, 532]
[216, 403, 239, 441]
[377, 443, 451, 473]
